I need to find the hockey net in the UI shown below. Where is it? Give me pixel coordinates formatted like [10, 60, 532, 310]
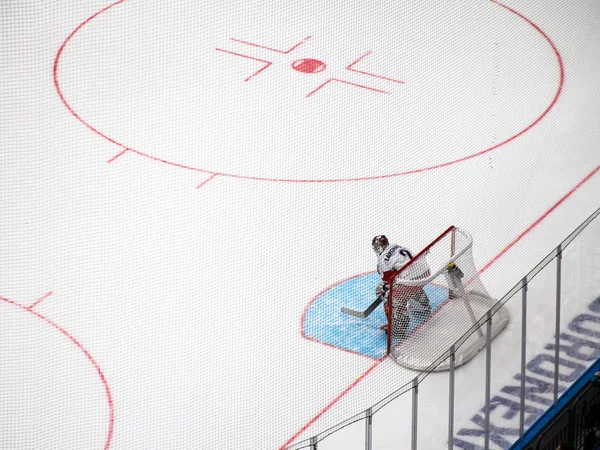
[386, 226, 509, 371]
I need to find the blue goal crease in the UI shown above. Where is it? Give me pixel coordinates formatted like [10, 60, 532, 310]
[303, 273, 448, 359]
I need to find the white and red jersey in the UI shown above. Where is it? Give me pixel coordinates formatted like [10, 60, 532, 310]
[377, 244, 430, 283]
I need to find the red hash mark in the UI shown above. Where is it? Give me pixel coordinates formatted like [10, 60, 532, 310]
[346, 51, 405, 83]
[229, 35, 312, 54]
[306, 78, 389, 97]
[216, 36, 405, 97]
[214, 49, 272, 82]
[27, 291, 54, 310]
[197, 173, 218, 189]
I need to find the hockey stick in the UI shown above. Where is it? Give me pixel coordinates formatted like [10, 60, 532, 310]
[341, 294, 384, 319]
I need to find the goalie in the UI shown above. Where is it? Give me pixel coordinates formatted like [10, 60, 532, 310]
[372, 235, 432, 340]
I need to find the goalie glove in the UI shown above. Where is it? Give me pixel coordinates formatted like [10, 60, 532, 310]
[376, 281, 389, 298]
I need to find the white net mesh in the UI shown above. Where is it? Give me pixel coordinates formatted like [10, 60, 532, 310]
[387, 227, 509, 371]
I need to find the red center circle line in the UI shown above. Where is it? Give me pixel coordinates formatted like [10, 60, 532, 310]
[54, 0, 129, 152]
[53, 0, 565, 183]
[0, 295, 115, 450]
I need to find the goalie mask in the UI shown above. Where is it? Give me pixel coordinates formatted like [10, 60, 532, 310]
[372, 235, 389, 256]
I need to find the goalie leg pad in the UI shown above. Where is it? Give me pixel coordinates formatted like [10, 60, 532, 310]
[391, 306, 410, 340]
[413, 289, 432, 317]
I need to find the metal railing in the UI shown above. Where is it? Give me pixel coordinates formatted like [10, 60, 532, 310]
[286, 205, 600, 450]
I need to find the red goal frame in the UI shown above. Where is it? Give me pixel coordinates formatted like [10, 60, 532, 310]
[385, 226, 457, 355]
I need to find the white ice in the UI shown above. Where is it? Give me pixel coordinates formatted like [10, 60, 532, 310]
[0, 0, 599, 449]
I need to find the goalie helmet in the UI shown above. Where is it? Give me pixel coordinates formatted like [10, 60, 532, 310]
[372, 235, 389, 255]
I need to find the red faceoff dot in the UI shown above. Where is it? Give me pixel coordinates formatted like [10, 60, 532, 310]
[291, 59, 326, 73]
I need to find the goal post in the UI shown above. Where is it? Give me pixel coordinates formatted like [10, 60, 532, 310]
[385, 226, 509, 371]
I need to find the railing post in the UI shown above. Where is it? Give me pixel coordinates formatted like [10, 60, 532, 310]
[412, 377, 419, 450]
[484, 310, 492, 450]
[520, 277, 527, 437]
[554, 245, 562, 404]
[448, 345, 456, 450]
[365, 408, 372, 450]
[310, 436, 317, 450]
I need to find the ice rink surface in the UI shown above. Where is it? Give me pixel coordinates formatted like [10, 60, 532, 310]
[1, 0, 599, 448]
